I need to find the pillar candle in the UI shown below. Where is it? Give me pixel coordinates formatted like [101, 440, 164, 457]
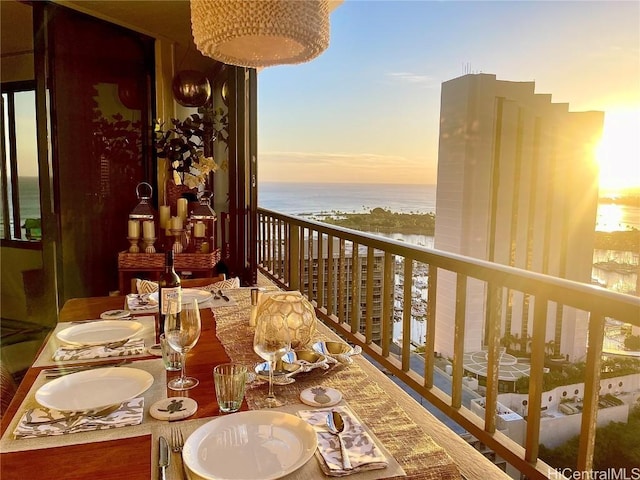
[177, 198, 188, 222]
[143, 220, 155, 239]
[193, 221, 205, 238]
[159, 205, 170, 229]
[171, 216, 183, 230]
[128, 220, 140, 238]
[200, 241, 209, 253]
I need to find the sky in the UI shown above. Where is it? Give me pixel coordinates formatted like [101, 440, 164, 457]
[257, 0, 640, 191]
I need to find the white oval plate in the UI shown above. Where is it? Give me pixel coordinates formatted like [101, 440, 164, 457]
[56, 320, 143, 345]
[35, 367, 154, 412]
[183, 410, 317, 480]
[149, 288, 212, 305]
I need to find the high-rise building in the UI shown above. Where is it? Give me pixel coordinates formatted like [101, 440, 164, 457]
[434, 73, 603, 361]
[302, 238, 388, 342]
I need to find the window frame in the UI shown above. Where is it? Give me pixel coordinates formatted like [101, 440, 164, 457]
[1, 79, 41, 247]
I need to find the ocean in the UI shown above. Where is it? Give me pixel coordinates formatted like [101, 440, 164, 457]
[258, 182, 437, 216]
[5, 178, 639, 237]
[259, 181, 640, 232]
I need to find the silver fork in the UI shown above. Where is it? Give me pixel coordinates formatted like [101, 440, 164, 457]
[170, 427, 188, 480]
[59, 339, 129, 353]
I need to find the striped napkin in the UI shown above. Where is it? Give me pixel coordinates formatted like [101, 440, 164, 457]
[298, 405, 388, 476]
[13, 397, 144, 438]
[52, 339, 146, 361]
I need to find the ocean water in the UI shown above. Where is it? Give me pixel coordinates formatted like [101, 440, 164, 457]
[0, 176, 40, 237]
[5, 179, 639, 236]
[259, 181, 639, 232]
[258, 182, 437, 216]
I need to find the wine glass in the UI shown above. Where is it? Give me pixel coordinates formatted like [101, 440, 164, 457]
[164, 296, 201, 390]
[253, 296, 292, 407]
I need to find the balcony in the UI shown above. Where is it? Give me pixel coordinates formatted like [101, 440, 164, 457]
[258, 207, 640, 480]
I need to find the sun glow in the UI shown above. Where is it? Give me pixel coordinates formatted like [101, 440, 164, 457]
[595, 108, 640, 193]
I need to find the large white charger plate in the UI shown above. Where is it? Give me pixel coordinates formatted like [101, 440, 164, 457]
[35, 367, 153, 412]
[183, 410, 318, 480]
[149, 288, 212, 305]
[56, 320, 143, 345]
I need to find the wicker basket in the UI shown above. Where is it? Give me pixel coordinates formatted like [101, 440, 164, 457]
[118, 249, 221, 270]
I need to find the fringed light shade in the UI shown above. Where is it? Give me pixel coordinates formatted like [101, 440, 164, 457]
[190, 0, 331, 68]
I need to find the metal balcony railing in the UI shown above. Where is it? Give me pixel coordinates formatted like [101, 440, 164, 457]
[257, 208, 640, 480]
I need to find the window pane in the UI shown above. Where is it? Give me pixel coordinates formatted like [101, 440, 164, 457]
[15, 91, 40, 240]
[0, 89, 40, 241]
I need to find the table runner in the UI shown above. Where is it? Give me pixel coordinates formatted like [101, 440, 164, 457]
[32, 315, 157, 368]
[0, 359, 169, 453]
[213, 288, 460, 480]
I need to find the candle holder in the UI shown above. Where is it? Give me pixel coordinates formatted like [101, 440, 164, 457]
[127, 236, 140, 253]
[193, 236, 206, 253]
[142, 237, 156, 254]
[170, 228, 185, 254]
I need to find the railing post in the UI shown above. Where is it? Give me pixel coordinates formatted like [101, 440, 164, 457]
[381, 252, 393, 357]
[525, 294, 548, 463]
[452, 274, 467, 409]
[402, 258, 413, 371]
[289, 224, 300, 291]
[577, 311, 605, 473]
[484, 283, 502, 433]
[351, 242, 360, 335]
[424, 267, 437, 389]
[365, 246, 375, 344]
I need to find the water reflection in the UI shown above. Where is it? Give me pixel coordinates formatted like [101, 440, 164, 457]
[596, 203, 639, 232]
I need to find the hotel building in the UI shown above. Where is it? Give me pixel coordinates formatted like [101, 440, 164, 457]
[434, 73, 604, 361]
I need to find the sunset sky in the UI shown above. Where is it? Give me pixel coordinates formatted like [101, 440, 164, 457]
[257, 0, 640, 191]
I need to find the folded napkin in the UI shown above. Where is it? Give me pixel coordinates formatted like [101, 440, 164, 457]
[126, 293, 158, 313]
[52, 339, 146, 361]
[13, 397, 144, 438]
[298, 406, 388, 476]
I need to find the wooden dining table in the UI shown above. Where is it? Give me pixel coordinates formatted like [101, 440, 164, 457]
[0, 289, 485, 480]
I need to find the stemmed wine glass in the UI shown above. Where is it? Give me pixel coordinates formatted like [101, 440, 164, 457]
[165, 296, 201, 390]
[253, 296, 292, 407]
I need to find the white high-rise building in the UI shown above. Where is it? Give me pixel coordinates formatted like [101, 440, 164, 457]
[434, 73, 603, 362]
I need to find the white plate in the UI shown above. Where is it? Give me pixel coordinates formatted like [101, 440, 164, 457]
[183, 410, 318, 480]
[35, 367, 154, 412]
[56, 320, 143, 345]
[149, 288, 212, 305]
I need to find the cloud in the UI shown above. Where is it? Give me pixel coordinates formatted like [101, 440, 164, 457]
[387, 72, 437, 87]
[258, 151, 437, 184]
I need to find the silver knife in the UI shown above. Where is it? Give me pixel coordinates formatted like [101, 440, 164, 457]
[159, 436, 170, 480]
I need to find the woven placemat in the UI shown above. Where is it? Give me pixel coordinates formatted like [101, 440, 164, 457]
[0, 359, 168, 453]
[214, 288, 460, 480]
[32, 315, 157, 368]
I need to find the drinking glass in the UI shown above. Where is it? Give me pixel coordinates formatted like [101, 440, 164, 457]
[253, 296, 292, 407]
[165, 297, 201, 390]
